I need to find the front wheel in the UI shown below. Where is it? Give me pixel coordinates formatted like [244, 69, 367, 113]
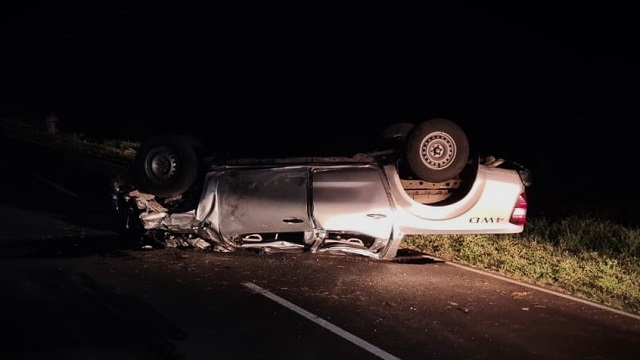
[131, 134, 199, 197]
[405, 118, 469, 182]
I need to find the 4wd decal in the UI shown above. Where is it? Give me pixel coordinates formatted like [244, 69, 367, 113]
[469, 217, 506, 223]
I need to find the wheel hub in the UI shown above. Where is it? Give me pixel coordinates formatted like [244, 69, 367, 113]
[419, 132, 456, 170]
[146, 147, 178, 183]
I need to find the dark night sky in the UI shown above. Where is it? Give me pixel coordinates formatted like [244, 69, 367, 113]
[1, 1, 638, 200]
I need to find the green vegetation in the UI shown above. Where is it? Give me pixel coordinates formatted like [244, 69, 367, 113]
[3, 116, 639, 316]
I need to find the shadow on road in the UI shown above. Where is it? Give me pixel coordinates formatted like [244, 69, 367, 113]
[392, 248, 444, 264]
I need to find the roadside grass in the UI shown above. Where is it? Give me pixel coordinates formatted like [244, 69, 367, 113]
[3, 116, 640, 316]
[1, 117, 139, 164]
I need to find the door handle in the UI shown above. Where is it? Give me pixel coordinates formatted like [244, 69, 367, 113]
[367, 213, 386, 219]
[282, 217, 304, 224]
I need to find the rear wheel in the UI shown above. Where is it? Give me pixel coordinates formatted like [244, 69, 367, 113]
[132, 134, 199, 197]
[405, 118, 469, 182]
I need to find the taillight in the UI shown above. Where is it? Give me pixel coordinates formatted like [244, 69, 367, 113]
[509, 193, 527, 226]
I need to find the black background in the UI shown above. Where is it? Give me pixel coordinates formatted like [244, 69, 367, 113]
[2, 1, 638, 220]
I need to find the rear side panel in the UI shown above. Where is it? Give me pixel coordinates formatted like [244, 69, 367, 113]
[385, 164, 526, 234]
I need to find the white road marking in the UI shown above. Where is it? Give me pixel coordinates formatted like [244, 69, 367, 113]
[242, 282, 401, 360]
[33, 173, 79, 197]
[438, 257, 640, 321]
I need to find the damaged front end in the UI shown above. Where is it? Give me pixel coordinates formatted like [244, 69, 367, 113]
[111, 177, 230, 251]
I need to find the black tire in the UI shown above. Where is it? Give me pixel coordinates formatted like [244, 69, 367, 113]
[405, 118, 469, 182]
[132, 134, 199, 197]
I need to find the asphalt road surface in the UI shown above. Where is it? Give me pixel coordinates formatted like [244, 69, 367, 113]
[1, 133, 639, 360]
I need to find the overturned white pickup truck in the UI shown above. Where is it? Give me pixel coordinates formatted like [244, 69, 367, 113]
[112, 118, 532, 260]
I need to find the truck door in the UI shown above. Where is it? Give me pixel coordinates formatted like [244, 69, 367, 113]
[312, 166, 393, 241]
[217, 167, 312, 239]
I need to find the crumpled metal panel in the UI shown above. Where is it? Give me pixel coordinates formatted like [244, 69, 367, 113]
[139, 210, 196, 232]
[213, 167, 312, 240]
